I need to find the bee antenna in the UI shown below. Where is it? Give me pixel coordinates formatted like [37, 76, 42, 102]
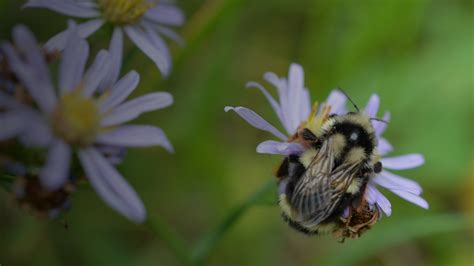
[370, 117, 389, 124]
[335, 87, 360, 112]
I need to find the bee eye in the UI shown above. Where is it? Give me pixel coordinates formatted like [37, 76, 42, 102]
[374, 161, 382, 173]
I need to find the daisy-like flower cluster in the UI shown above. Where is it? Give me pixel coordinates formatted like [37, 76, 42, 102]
[225, 63, 428, 227]
[0, 23, 173, 223]
[24, 0, 185, 76]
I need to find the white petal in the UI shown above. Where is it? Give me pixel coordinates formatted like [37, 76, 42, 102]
[325, 90, 347, 115]
[39, 139, 71, 190]
[124, 25, 170, 76]
[390, 190, 429, 209]
[99, 71, 140, 113]
[381, 154, 425, 170]
[224, 106, 288, 141]
[364, 94, 380, 118]
[246, 81, 282, 123]
[299, 88, 312, 123]
[256, 140, 304, 156]
[373, 172, 422, 195]
[83, 50, 110, 96]
[263, 72, 292, 133]
[23, 0, 100, 18]
[101, 92, 173, 127]
[287, 63, 304, 133]
[59, 22, 90, 94]
[78, 147, 146, 223]
[366, 184, 392, 216]
[378, 138, 393, 156]
[96, 125, 174, 152]
[45, 19, 104, 52]
[99, 27, 123, 91]
[374, 112, 390, 137]
[376, 170, 423, 195]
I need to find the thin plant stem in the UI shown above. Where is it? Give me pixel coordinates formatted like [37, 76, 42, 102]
[191, 180, 275, 264]
[145, 213, 195, 265]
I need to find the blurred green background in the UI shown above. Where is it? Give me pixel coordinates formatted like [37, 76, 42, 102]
[0, 0, 473, 265]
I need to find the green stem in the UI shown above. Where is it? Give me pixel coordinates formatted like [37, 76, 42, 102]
[122, 46, 140, 73]
[145, 213, 194, 265]
[191, 180, 275, 264]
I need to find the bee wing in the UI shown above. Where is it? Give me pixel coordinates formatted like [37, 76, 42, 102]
[290, 142, 358, 226]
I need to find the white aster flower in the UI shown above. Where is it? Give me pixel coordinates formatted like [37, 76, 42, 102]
[225, 63, 348, 156]
[226, 63, 428, 217]
[1, 24, 174, 223]
[24, 0, 185, 77]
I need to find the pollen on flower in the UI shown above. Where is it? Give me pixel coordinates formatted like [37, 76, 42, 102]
[51, 90, 100, 146]
[98, 0, 157, 25]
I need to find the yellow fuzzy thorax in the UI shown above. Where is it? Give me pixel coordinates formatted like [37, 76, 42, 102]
[51, 89, 100, 146]
[98, 0, 157, 25]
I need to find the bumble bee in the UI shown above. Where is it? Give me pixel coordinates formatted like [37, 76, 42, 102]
[277, 97, 384, 236]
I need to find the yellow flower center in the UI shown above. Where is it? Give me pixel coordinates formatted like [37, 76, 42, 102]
[51, 90, 100, 146]
[98, 0, 157, 25]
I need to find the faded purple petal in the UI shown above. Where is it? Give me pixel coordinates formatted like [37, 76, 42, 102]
[59, 22, 90, 93]
[224, 106, 287, 141]
[142, 23, 172, 68]
[23, 0, 100, 18]
[381, 154, 425, 170]
[364, 94, 380, 118]
[144, 3, 185, 26]
[45, 19, 104, 52]
[156, 25, 184, 46]
[0, 111, 27, 140]
[17, 111, 54, 147]
[39, 139, 71, 190]
[325, 90, 347, 115]
[99, 27, 123, 91]
[278, 178, 288, 195]
[124, 25, 170, 76]
[256, 140, 304, 156]
[13, 25, 50, 80]
[376, 170, 423, 195]
[96, 125, 174, 152]
[0, 91, 23, 109]
[78, 147, 146, 223]
[101, 92, 173, 127]
[378, 138, 393, 156]
[99, 70, 140, 113]
[2, 42, 56, 113]
[83, 50, 110, 96]
[341, 207, 350, 218]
